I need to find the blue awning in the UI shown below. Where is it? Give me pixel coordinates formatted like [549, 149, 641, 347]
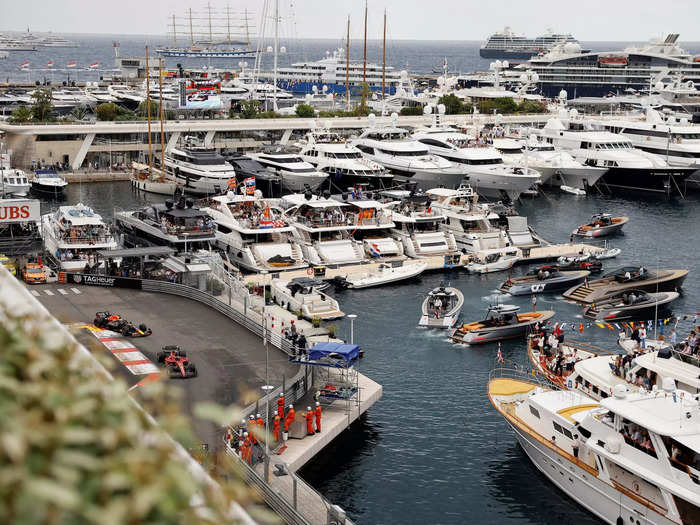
[308, 342, 360, 363]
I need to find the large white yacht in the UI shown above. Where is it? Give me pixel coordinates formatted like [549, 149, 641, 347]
[106, 84, 144, 110]
[533, 117, 695, 195]
[0, 167, 30, 197]
[249, 151, 328, 193]
[426, 186, 511, 254]
[297, 130, 393, 190]
[42, 204, 118, 270]
[381, 190, 458, 257]
[343, 199, 404, 260]
[115, 197, 216, 251]
[203, 192, 305, 272]
[282, 194, 366, 265]
[163, 144, 237, 195]
[351, 119, 465, 190]
[410, 124, 540, 200]
[83, 83, 118, 104]
[489, 370, 700, 525]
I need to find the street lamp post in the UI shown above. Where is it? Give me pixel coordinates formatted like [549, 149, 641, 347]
[347, 314, 357, 345]
[259, 270, 273, 481]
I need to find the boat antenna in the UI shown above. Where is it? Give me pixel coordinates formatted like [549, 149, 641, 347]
[381, 9, 386, 101]
[158, 58, 165, 172]
[145, 46, 152, 172]
[362, 0, 367, 109]
[172, 14, 177, 48]
[345, 15, 350, 111]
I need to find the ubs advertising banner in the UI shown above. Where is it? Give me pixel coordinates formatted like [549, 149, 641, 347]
[66, 273, 143, 290]
[0, 199, 40, 224]
[178, 79, 223, 110]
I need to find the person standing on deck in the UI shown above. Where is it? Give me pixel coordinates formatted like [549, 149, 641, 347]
[305, 407, 315, 436]
[284, 405, 295, 433]
[273, 414, 281, 441]
[277, 393, 285, 419]
[315, 401, 322, 433]
[639, 326, 647, 349]
[256, 413, 265, 442]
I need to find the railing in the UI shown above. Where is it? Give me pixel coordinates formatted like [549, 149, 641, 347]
[671, 349, 700, 368]
[488, 365, 558, 390]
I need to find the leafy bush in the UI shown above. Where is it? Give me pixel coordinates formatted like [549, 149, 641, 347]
[30, 88, 54, 122]
[9, 106, 33, 123]
[295, 104, 315, 118]
[477, 97, 518, 115]
[516, 100, 548, 114]
[399, 106, 424, 116]
[95, 103, 136, 121]
[311, 317, 321, 328]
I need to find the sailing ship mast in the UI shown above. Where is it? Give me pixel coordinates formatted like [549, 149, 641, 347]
[273, 0, 279, 112]
[362, 0, 367, 108]
[172, 15, 177, 47]
[189, 8, 194, 46]
[226, 5, 231, 45]
[207, 2, 213, 43]
[382, 9, 386, 100]
[158, 58, 165, 172]
[145, 46, 152, 171]
[346, 16, 350, 111]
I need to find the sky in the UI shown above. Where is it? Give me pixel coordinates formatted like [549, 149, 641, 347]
[2, 0, 699, 42]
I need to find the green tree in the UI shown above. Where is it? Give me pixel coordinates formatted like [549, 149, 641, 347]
[478, 97, 519, 115]
[516, 100, 547, 114]
[9, 105, 33, 123]
[137, 100, 160, 119]
[359, 82, 371, 111]
[71, 105, 88, 121]
[30, 88, 54, 122]
[94, 103, 120, 121]
[239, 100, 260, 119]
[399, 106, 424, 116]
[438, 93, 464, 115]
[295, 104, 315, 118]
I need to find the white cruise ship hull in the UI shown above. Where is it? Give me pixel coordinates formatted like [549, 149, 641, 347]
[507, 421, 677, 525]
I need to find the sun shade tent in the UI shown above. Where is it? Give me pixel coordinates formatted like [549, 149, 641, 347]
[306, 342, 360, 367]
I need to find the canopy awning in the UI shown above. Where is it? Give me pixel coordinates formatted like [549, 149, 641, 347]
[308, 342, 360, 363]
[97, 246, 175, 258]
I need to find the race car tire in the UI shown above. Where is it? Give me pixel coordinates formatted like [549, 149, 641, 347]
[187, 364, 198, 377]
[157, 351, 166, 363]
[178, 350, 187, 358]
[138, 323, 148, 332]
[168, 367, 179, 378]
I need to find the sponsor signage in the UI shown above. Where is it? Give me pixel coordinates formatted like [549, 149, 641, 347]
[0, 199, 40, 224]
[178, 79, 223, 110]
[67, 273, 143, 290]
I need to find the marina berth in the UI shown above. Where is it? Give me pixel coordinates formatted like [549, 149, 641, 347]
[563, 266, 689, 305]
[202, 192, 305, 272]
[163, 143, 237, 195]
[572, 213, 628, 238]
[488, 371, 700, 525]
[411, 124, 540, 200]
[453, 304, 554, 344]
[269, 278, 344, 320]
[41, 203, 118, 270]
[114, 196, 216, 251]
[419, 285, 464, 329]
[281, 194, 366, 266]
[249, 151, 328, 193]
[499, 266, 589, 296]
[381, 190, 458, 258]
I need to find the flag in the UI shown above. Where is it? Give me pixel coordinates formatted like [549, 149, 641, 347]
[496, 344, 505, 364]
[596, 322, 606, 329]
[578, 323, 583, 333]
[19, 61, 29, 69]
[89, 61, 99, 69]
[614, 323, 621, 329]
[369, 243, 381, 258]
[67, 61, 77, 68]
[46, 60, 53, 68]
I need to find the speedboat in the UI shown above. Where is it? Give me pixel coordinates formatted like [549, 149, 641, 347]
[499, 266, 589, 296]
[249, 150, 328, 192]
[1, 168, 31, 197]
[163, 143, 237, 195]
[419, 285, 464, 329]
[340, 261, 427, 289]
[452, 304, 554, 344]
[573, 213, 628, 238]
[563, 266, 688, 304]
[202, 192, 306, 272]
[41, 203, 118, 270]
[593, 247, 621, 260]
[466, 250, 519, 274]
[31, 169, 68, 197]
[583, 289, 679, 321]
[487, 372, 700, 525]
[270, 278, 344, 320]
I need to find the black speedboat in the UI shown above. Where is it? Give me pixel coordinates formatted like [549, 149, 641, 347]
[583, 289, 679, 321]
[499, 266, 589, 296]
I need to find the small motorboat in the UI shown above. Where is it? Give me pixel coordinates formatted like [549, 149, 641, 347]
[466, 250, 519, 274]
[267, 254, 296, 267]
[563, 266, 688, 304]
[557, 253, 590, 265]
[583, 289, 679, 321]
[572, 213, 628, 238]
[342, 262, 427, 289]
[270, 278, 342, 320]
[593, 247, 621, 260]
[561, 185, 586, 196]
[452, 305, 555, 344]
[557, 258, 603, 274]
[419, 286, 464, 329]
[499, 267, 589, 296]
[31, 169, 68, 197]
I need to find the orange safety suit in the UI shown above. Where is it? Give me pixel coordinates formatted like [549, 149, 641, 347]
[273, 415, 281, 441]
[277, 396, 285, 419]
[284, 408, 295, 432]
[306, 410, 314, 435]
[315, 405, 322, 432]
[256, 416, 265, 432]
[248, 419, 257, 444]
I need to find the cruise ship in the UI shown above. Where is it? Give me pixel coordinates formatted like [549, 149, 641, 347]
[480, 27, 589, 59]
[257, 48, 405, 96]
[523, 34, 700, 98]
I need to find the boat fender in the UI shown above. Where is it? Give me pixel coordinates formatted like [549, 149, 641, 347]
[307, 268, 314, 276]
[567, 379, 572, 389]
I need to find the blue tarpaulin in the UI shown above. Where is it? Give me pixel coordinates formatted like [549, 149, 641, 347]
[308, 342, 360, 363]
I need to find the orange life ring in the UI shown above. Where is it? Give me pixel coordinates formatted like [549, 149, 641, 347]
[306, 268, 314, 276]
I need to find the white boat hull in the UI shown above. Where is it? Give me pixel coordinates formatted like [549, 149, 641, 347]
[346, 262, 427, 289]
[465, 168, 541, 201]
[547, 167, 607, 190]
[280, 173, 328, 192]
[466, 255, 518, 274]
[131, 178, 178, 196]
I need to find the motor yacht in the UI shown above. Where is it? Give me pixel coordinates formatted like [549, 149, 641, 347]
[281, 194, 366, 266]
[381, 190, 458, 257]
[106, 84, 144, 110]
[0, 167, 30, 197]
[426, 186, 511, 254]
[114, 196, 216, 251]
[534, 117, 695, 195]
[297, 129, 393, 190]
[453, 304, 554, 344]
[83, 83, 118, 104]
[249, 150, 328, 193]
[270, 278, 344, 320]
[163, 144, 237, 195]
[343, 198, 404, 260]
[41, 203, 118, 270]
[488, 370, 700, 525]
[202, 192, 305, 272]
[411, 124, 540, 200]
[221, 152, 281, 197]
[339, 261, 427, 289]
[31, 169, 68, 197]
[351, 117, 464, 190]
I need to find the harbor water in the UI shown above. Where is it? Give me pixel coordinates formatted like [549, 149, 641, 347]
[42, 182, 700, 524]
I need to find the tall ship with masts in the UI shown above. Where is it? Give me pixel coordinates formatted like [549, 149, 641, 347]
[156, 4, 256, 59]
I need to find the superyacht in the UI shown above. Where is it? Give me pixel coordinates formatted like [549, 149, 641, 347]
[480, 27, 589, 59]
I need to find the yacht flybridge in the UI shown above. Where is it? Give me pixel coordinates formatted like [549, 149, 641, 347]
[163, 144, 237, 195]
[489, 370, 700, 525]
[41, 204, 118, 270]
[282, 194, 366, 266]
[202, 192, 305, 272]
[250, 151, 328, 192]
[297, 130, 392, 190]
[411, 124, 540, 200]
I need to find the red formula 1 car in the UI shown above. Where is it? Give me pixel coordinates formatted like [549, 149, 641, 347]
[93, 311, 153, 337]
[156, 345, 198, 378]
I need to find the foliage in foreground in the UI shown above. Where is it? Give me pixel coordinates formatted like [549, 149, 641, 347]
[0, 308, 259, 524]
